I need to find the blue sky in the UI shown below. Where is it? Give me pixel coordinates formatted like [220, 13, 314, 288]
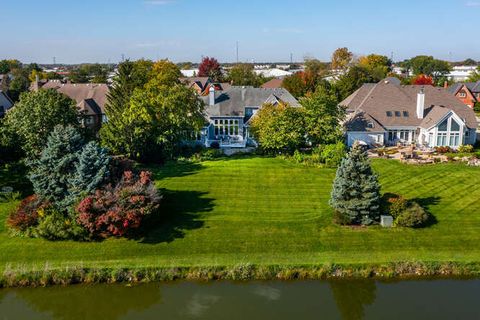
[2, 0, 479, 64]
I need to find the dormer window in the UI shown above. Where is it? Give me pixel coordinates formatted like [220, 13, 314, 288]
[386, 111, 393, 117]
[394, 111, 401, 117]
[367, 122, 374, 129]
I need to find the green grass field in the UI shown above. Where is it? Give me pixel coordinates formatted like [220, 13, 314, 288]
[1, 157, 480, 273]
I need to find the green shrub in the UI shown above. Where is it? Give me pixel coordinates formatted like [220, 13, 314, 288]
[394, 202, 429, 228]
[458, 145, 474, 153]
[317, 142, 346, 168]
[292, 150, 304, 163]
[384, 194, 409, 218]
[36, 208, 86, 240]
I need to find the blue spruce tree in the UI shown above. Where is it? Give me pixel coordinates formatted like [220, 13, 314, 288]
[330, 142, 381, 225]
[68, 141, 110, 203]
[29, 125, 84, 209]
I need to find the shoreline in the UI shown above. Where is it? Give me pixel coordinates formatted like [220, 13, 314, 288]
[2, 261, 480, 288]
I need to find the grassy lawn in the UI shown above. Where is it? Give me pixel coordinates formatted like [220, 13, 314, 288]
[1, 157, 480, 273]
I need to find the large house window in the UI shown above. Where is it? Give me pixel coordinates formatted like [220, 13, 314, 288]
[459, 91, 467, 98]
[213, 118, 240, 138]
[437, 132, 448, 146]
[394, 111, 401, 117]
[449, 133, 460, 146]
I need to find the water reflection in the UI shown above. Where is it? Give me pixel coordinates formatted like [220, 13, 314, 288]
[330, 280, 376, 320]
[0, 279, 479, 320]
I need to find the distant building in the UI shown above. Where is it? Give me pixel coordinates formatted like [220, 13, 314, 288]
[448, 81, 480, 108]
[180, 69, 199, 77]
[260, 78, 284, 89]
[447, 66, 477, 82]
[37, 81, 109, 131]
[254, 68, 292, 78]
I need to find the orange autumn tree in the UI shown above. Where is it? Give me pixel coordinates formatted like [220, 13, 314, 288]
[412, 74, 434, 86]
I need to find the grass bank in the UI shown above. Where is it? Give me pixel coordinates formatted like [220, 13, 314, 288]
[1, 157, 480, 286]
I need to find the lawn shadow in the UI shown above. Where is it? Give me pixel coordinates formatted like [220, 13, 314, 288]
[410, 196, 441, 227]
[147, 161, 204, 180]
[137, 189, 214, 244]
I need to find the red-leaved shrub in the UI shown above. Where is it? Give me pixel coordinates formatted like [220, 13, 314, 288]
[76, 171, 161, 238]
[8, 195, 47, 231]
[435, 146, 452, 154]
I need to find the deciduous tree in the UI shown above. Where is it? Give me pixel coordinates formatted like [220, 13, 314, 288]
[198, 56, 223, 81]
[250, 103, 306, 154]
[301, 85, 345, 146]
[332, 48, 353, 70]
[2, 89, 80, 158]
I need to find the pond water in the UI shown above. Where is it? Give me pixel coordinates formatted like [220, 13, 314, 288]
[1, 279, 479, 319]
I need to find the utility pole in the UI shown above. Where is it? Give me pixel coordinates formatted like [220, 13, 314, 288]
[121, 54, 125, 62]
[236, 41, 239, 63]
[53, 56, 56, 66]
[290, 53, 293, 64]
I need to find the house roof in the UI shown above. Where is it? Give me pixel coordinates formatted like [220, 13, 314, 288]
[41, 81, 109, 116]
[260, 78, 284, 89]
[181, 77, 232, 95]
[449, 81, 480, 94]
[420, 106, 451, 129]
[341, 79, 478, 129]
[345, 110, 386, 132]
[202, 86, 300, 117]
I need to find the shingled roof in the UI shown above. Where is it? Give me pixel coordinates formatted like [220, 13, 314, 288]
[41, 81, 109, 116]
[202, 86, 300, 117]
[341, 80, 477, 130]
[448, 81, 480, 95]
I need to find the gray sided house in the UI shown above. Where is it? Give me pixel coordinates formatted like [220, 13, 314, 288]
[341, 79, 478, 149]
[0, 90, 13, 117]
[197, 86, 300, 148]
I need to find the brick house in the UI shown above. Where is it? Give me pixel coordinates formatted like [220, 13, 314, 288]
[448, 81, 480, 108]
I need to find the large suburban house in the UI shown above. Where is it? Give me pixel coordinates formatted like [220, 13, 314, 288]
[0, 90, 13, 117]
[341, 78, 478, 149]
[448, 81, 480, 108]
[35, 80, 109, 131]
[197, 86, 299, 148]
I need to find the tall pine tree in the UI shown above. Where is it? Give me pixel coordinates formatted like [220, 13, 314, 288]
[330, 142, 381, 225]
[100, 60, 152, 155]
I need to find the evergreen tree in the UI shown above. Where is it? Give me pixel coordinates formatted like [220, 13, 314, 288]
[329, 143, 381, 225]
[29, 125, 84, 209]
[68, 141, 110, 203]
[100, 59, 154, 155]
